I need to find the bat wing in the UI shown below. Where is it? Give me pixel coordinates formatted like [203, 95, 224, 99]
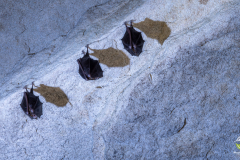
[121, 30, 134, 54]
[77, 52, 103, 80]
[121, 30, 130, 48]
[33, 97, 43, 118]
[77, 52, 92, 80]
[121, 27, 145, 56]
[80, 53, 91, 77]
[130, 27, 145, 56]
[122, 42, 136, 56]
[77, 58, 88, 80]
[27, 92, 43, 118]
[20, 92, 43, 118]
[20, 94, 28, 113]
[89, 59, 103, 79]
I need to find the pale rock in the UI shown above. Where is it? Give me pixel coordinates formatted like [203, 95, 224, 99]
[0, 0, 239, 159]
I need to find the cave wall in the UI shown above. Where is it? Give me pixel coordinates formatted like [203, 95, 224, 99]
[0, 0, 239, 159]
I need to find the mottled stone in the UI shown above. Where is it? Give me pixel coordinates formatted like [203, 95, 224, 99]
[0, 0, 239, 159]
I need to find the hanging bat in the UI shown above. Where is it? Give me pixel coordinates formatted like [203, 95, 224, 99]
[20, 82, 43, 119]
[121, 20, 145, 56]
[77, 45, 103, 80]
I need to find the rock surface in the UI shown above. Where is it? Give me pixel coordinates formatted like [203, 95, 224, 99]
[0, 0, 240, 159]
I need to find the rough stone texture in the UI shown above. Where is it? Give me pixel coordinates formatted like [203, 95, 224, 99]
[0, 0, 240, 159]
[104, 42, 240, 160]
[0, 0, 145, 98]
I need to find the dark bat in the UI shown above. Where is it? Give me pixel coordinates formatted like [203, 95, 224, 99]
[77, 45, 103, 80]
[121, 20, 145, 56]
[20, 82, 43, 119]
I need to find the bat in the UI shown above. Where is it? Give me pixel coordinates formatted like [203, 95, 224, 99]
[20, 82, 43, 119]
[77, 45, 103, 80]
[121, 20, 145, 56]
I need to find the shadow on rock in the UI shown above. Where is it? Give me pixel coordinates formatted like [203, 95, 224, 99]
[34, 84, 70, 107]
[89, 47, 130, 67]
[133, 18, 171, 45]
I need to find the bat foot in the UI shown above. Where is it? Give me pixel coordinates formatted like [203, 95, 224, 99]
[129, 20, 135, 26]
[124, 20, 135, 27]
[85, 44, 89, 54]
[32, 81, 35, 87]
[23, 85, 28, 90]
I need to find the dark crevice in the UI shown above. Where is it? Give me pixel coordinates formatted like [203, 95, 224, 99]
[206, 142, 215, 160]
[170, 108, 175, 114]
[178, 118, 186, 133]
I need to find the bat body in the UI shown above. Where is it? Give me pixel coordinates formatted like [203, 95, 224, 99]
[77, 45, 103, 80]
[121, 20, 145, 56]
[20, 82, 43, 119]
